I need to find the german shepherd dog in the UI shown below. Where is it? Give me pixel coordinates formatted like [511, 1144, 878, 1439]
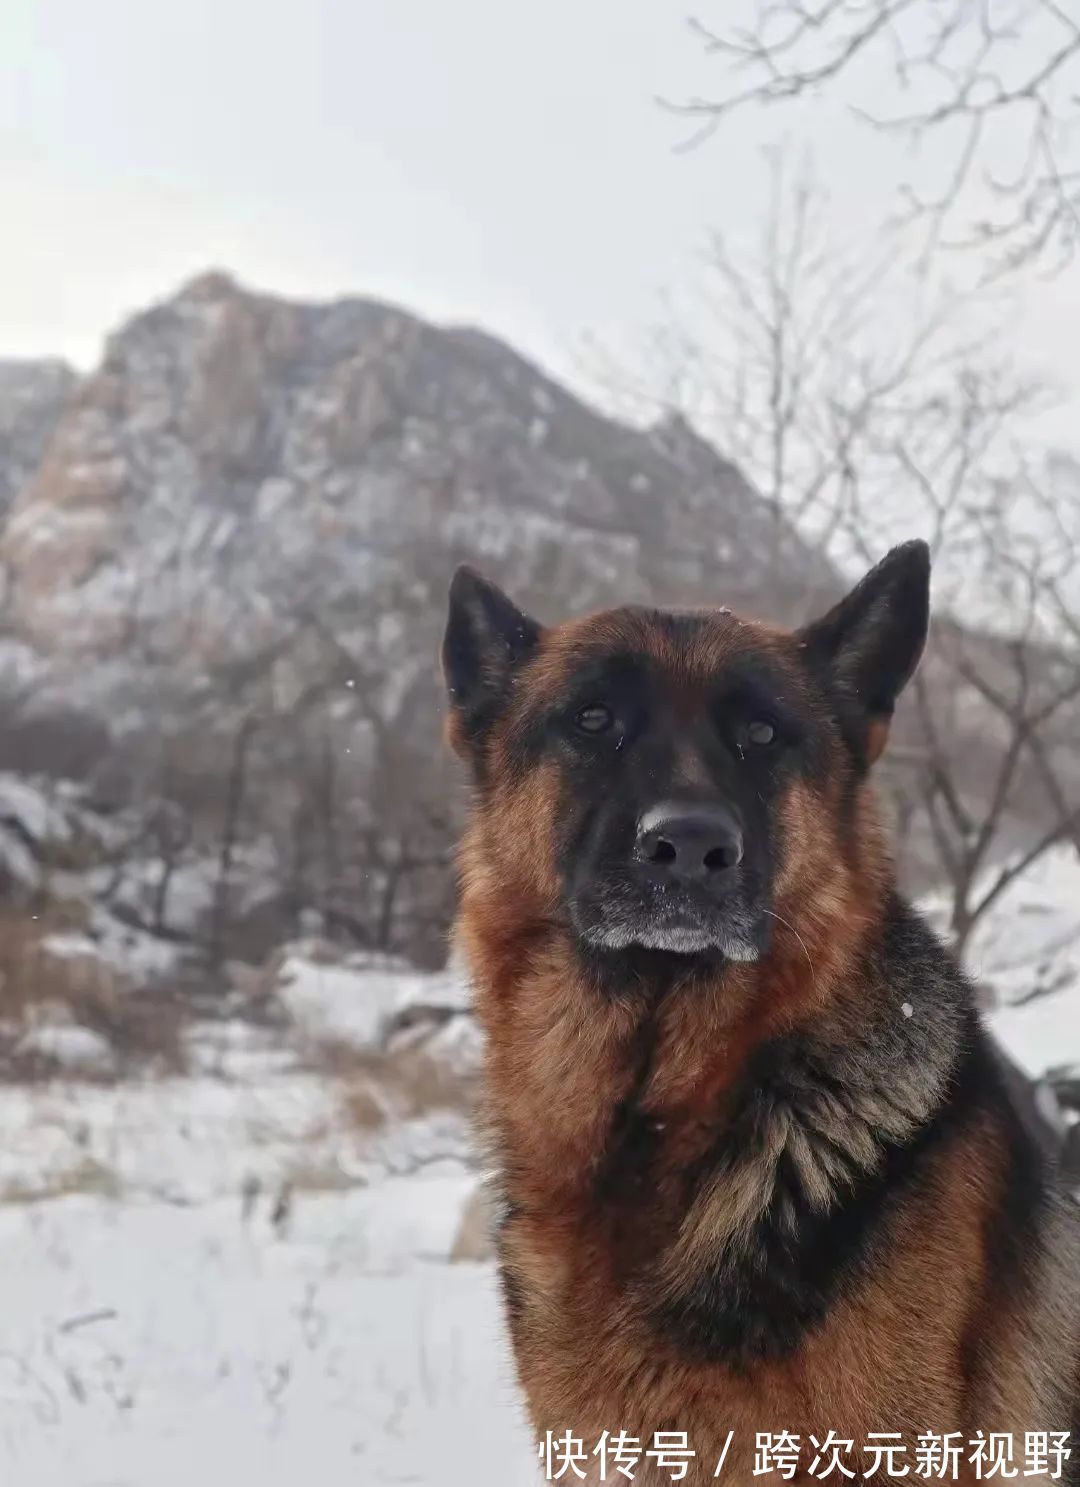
[442, 542, 1080, 1485]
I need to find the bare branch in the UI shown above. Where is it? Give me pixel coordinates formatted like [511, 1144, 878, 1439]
[678, 1, 1080, 273]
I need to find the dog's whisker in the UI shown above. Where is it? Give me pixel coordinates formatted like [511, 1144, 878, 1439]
[761, 909, 817, 986]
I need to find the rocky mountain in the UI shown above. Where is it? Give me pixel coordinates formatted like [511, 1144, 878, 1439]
[0, 360, 76, 522]
[0, 273, 834, 663]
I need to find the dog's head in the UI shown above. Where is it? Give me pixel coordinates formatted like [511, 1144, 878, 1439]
[443, 543, 929, 971]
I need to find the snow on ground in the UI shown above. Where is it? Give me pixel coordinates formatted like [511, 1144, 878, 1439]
[0, 1005, 475, 1206]
[990, 974, 1080, 1084]
[276, 947, 467, 1050]
[922, 844, 1080, 1080]
[0, 1181, 536, 1487]
[0, 862, 1076, 1485]
[0, 969, 534, 1487]
[42, 906, 182, 983]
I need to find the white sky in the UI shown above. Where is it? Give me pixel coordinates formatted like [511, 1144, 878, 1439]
[3, 0, 1080, 450]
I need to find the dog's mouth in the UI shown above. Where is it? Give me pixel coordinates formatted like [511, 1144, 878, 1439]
[568, 875, 764, 961]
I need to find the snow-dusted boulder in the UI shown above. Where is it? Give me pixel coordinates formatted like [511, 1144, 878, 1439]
[14, 1003, 116, 1076]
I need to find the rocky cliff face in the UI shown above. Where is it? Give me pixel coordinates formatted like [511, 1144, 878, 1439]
[0, 272, 834, 670]
[0, 360, 76, 522]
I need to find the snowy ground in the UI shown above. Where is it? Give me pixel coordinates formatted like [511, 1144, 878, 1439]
[0, 1183, 536, 1487]
[0, 852, 1077, 1486]
[0, 999, 534, 1487]
[0, 1183, 541, 1487]
[924, 846, 1080, 1081]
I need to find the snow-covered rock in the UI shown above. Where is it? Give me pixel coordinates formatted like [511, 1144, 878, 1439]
[276, 944, 469, 1052]
[14, 1017, 115, 1077]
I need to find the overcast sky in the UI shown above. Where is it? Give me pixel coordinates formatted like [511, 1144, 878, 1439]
[3, 0, 1080, 450]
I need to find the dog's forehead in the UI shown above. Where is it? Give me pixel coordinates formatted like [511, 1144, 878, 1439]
[531, 604, 798, 695]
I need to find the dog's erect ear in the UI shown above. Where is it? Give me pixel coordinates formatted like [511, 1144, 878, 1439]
[442, 566, 542, 757]
[798, 541, 930, 765]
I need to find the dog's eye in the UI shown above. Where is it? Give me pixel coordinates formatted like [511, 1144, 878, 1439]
[574, 703, 614, 735]
[745, 719, 776, 747]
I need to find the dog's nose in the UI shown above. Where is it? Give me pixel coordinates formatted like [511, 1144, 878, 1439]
[635, 801, 743, 878]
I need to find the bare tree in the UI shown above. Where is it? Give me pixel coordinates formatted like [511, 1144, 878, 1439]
[906, 573, 1080, 970]
[207, 712, 260, 969]
[620, 164, 1080, 978]
[676, 1, 1080, 272]
[263, 587, 456, 961]
[621, 159, 1004, 554]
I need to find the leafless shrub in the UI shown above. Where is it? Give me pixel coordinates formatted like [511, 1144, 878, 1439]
[0, 907, 186, 1078]
[318, 1040, 478, 1132]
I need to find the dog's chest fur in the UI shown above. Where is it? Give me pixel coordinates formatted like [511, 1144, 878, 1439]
[471, 930, 1068, 1486]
